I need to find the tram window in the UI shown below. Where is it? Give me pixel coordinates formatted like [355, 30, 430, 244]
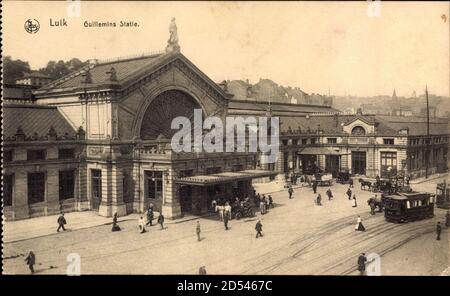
[406, 201, 411, 209]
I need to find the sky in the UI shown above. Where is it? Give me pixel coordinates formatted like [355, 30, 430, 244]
[3, 1, 449, 97]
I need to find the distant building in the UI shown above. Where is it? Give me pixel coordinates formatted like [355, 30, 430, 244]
[16, 72, 53, 87]
[392, 106, 413, 117]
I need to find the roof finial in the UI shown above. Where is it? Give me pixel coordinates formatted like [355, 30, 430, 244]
[165, 17, 180, 53]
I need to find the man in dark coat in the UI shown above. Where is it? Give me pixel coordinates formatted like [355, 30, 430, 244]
[288, 186, 294, 199]
[158, 213, 165, 230]
[25, 251, 36, 274]
[255, 220, 263, 238]
[57, 213, 67, 232]
[443, 210, 450, 228]
[349, 178, 354, 188]
[347, 187, 352, 200]
[146, 208, 154, 226]
[223, 214, 229, 230]
[196, 221, 201, 241]
[370, 200, 376, 215]
[436, 222, 442, 240]
[312, 181, 318, 194]
[199, 266, 207, 275]
[357, 253, 367, 276]
[326, 188, 333, 200]
[112, 213, 121, 232]
[268, 195, 274, 208]
[316, 194, 322, 206]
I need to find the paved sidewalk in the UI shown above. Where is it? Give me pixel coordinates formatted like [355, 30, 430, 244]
[409, 173, 448, 184]
[2, 179, 320, 244]
[3, 210, 215, 243]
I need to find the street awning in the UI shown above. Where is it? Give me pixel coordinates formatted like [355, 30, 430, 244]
[298, 147, 347, 156]
[174, 170, 278, 186]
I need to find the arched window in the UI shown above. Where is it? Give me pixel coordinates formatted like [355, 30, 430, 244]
[351, 126, 366, 136]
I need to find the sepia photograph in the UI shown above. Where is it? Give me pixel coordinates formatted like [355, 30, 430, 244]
[1, 0, 449, 280]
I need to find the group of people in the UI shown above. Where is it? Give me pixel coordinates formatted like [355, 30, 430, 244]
[138, 204, 165, 233]
[255, 193, 274, 215]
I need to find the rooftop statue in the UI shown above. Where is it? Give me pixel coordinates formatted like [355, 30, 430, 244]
[166, 17, 180, 53]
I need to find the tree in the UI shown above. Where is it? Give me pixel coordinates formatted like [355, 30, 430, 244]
[39, 58, 86, 79]
[2, 56, 31, 84]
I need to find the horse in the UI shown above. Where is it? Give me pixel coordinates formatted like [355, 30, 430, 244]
[359, 178, 372, 191]
[367, 197, 383, 212]
[224, 204, 232, 219]
[215, 205, 225, 221]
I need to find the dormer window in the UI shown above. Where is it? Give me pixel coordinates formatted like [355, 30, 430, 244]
[351, 126, 366, 136]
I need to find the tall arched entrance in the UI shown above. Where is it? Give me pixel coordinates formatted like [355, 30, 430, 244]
[139, 89, 203, 215]
[139, 89, 203, 140]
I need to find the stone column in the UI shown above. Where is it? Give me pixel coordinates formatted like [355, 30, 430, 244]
[46, 168, 60, 215]
[111, 166, 127, 216]
[13, 170, 29, 220]
[162, 169, 182, 219]
[98, 166, 112, 217]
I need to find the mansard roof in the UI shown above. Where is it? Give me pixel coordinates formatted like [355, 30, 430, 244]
[33, 51, 230, 101]
[278, 114, 449, 136]
[3, 103, 77, 141]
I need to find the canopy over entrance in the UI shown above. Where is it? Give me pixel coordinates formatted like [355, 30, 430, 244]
[174, 170, 278, 186]
[298, 147, 348, 156]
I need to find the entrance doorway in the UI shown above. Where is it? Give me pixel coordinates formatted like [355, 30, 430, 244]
[179, 186, 192, 213]
[325, 155, 340, 177]
[352, 151, 366, 175]
[91, 169, 102, 210]
[145, 171, 163, 212]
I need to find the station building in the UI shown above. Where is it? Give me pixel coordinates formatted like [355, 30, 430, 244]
[3, 40, 449, 221]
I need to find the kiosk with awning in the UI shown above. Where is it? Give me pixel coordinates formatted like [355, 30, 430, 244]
[174, 169, 278, 214]
[174, 170, 278, 186]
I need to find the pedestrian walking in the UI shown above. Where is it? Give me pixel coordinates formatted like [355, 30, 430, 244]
[349, 178, 354, 188]
[211, 199, 217, 212]
[146, 208, 154, 226]
[223, 214, 229, 230]
[268, 195, 274, 208]
[370, 201, 376, 215]
[196, 221, 201, 241]
[112, 213, 121, 232]
[445, 210, 450, 228]
[158, 213, 165, 230]
[288, 186, 294, 199]
[312, 181, 318, 194]
[260, 199, 266, 215]
[347, 187, 352, 200]
[357, 253, 367, 276]
[57, 213, 67, 232]
[352, 195, 358, 207]
[326, 188, 333, 200]
[138, 216, 146, 233]
[316, 193, 322, 206]
[24, 251, 36, 274]
[199, 266, 207, 275]
[436, 222, 442, 240]
[255, 220, 263, 238]
[355, 215, 366, 231]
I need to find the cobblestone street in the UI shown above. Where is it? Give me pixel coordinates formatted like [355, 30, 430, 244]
[3, 178, 449, 275]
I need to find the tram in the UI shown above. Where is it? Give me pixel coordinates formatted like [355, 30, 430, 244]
[382, 192, 435, 223]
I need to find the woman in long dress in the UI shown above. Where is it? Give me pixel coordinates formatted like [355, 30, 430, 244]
[138, 216, 146, 233]
[352, 195, 358, 207]
[355, 215, 366, 231]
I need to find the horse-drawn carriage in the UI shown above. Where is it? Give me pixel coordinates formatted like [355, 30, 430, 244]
[311, 173, 333, 186]
[232, 202, 254, 220]
[337, 171, 352, 184]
